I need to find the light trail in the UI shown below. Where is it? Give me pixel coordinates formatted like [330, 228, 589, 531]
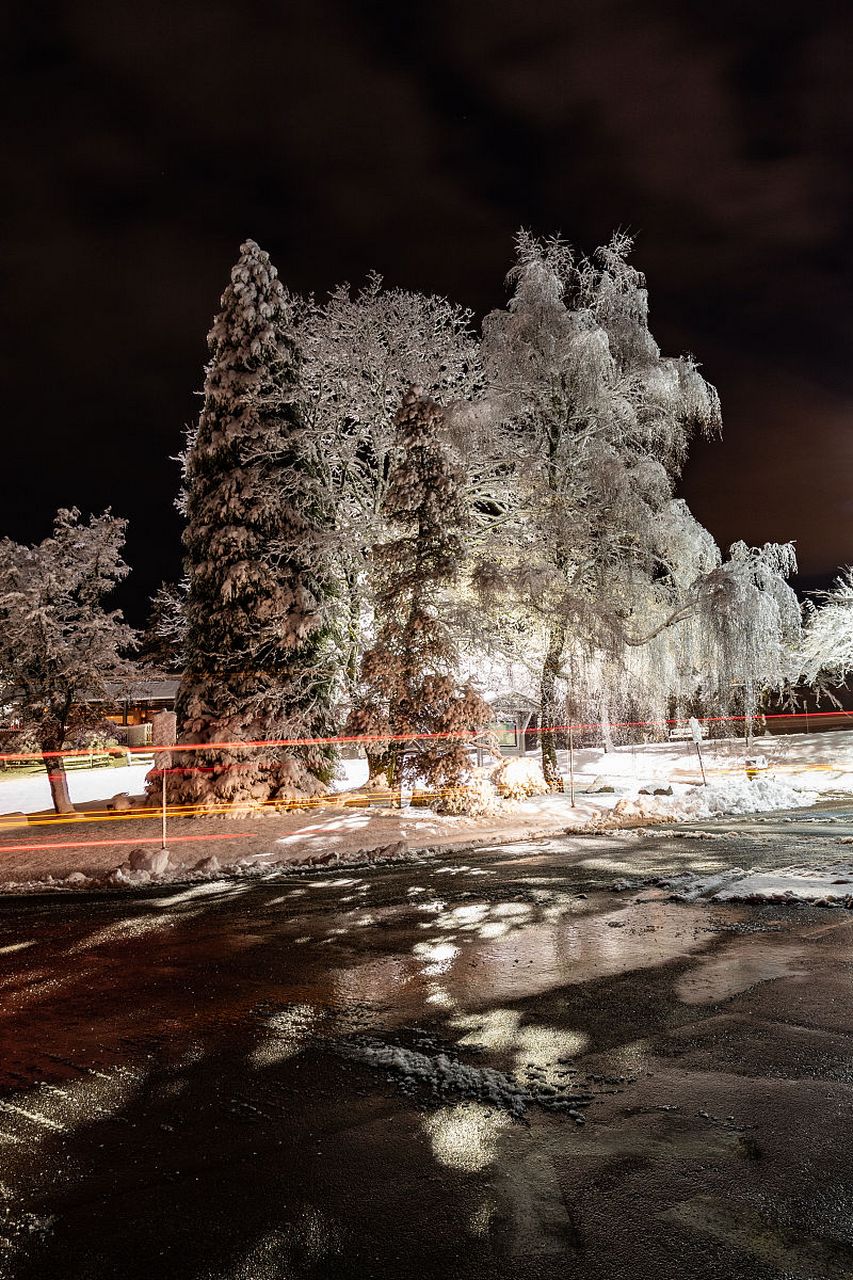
[1, 708, 852, 763]
[0, 833, 252, 853]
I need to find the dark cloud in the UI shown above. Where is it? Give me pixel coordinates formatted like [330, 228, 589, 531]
[2, 0, 852, 620]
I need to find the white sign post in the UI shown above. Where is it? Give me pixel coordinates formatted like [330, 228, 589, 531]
[151, 712, 177, 851]
[689, 716, 707, 787]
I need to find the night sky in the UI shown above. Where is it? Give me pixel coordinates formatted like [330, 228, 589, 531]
[4, 1, 852, 624]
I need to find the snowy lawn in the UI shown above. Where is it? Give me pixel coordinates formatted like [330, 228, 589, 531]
[1, 730, 852, 893]
[560, 728, 853, 794]
[0, 763, 153, 815]
[0, 757, 371, 817]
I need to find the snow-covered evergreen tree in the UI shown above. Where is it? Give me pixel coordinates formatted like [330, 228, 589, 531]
[170, 240, 336, 810]
[347, 386, 491, 793]
[0, 509, 136, 814]
[140, 580, 187, 672]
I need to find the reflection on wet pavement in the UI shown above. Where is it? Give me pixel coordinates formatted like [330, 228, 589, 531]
[0, 836, 852, 1278]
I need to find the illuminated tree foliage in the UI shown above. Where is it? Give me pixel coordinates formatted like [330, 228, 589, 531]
[347, 386, 490, 792]
[799, 568, 853, 689]
[0, 509, 135, 814]
[170, 239, 336, 810]
[469, 231, 798, 778]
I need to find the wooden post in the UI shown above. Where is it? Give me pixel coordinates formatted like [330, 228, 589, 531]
[151, 711, 177, 852]
[161, 766, 167, 850]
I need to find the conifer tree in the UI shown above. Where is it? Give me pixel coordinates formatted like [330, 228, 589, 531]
[347, 386, 490, 793]
[170, 240, 335, 809]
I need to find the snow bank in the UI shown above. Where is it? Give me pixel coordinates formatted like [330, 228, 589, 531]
[600, 775, 811, 827]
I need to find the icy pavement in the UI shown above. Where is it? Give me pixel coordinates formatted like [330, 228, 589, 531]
[1, 840, 853, 1278]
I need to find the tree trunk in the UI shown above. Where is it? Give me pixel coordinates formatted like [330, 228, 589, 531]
[539, 622, 567, 789]
[344, 564, 362, 697]
[43, 754, 74, 815]
[745, 679, 755, 753]
[366, 747, 390, 784]
[600, 693, 615, 753]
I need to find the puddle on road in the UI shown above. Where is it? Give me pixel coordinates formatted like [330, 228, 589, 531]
[402, 899, 715, 1012]
[675, 939, 810, 1005]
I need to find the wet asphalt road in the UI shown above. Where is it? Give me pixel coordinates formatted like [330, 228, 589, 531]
[2, 809, 853, 1279]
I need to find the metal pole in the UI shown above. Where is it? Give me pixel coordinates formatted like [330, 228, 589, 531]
[745, 680, 754, 753]
[695, 740, 707, 786]
[161, 766, 167, 850]
[568, 721, 576, 807]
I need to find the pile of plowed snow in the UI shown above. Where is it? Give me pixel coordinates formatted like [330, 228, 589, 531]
[604, 776, 811, 826]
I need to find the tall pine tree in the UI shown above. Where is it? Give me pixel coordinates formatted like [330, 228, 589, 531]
[170, 240, 335, 809]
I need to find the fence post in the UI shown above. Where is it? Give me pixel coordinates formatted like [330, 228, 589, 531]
[151, 712, 177, 851]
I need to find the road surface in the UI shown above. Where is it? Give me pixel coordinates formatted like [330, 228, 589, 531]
[1, 810, 853, 1278]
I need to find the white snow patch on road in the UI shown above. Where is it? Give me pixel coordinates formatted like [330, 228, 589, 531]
[335, 1038, 592, 1120]
[713, 863, 853, 904]
[337, 1040, 532, 1117]
[657, 862, 853, 905]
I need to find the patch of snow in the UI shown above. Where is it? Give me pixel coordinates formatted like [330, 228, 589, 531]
[336, 1040, 529, 1118]
[599, 775, 812, 827]
[713, 863, 853, 904]
[655, 862, 853, 906]
[335, 1037, 592, 1120]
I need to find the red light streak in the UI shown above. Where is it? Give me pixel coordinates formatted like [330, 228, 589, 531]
[1, 708, 851, 764]
[0, 833, 251, 854]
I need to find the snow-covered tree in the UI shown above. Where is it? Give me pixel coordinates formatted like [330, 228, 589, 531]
[0, 509, 136, 814]
[475, 232, 795, 776]
[170, 240, 336, 810]
[347, 386, 491, 793]
[799, 568, 853, 688]
[140, 580, 187, 672]
[294, 277, 482, 695]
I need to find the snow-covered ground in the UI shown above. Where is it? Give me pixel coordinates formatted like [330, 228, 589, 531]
[1, 731, 852, 894]
[0, 758, 371, 816]
[558, 729, 853, 795]
[3, 730, 852, 819]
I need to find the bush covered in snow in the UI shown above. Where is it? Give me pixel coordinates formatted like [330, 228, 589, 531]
[491, 756, 549, 800]
[433, 772, 501, 817]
